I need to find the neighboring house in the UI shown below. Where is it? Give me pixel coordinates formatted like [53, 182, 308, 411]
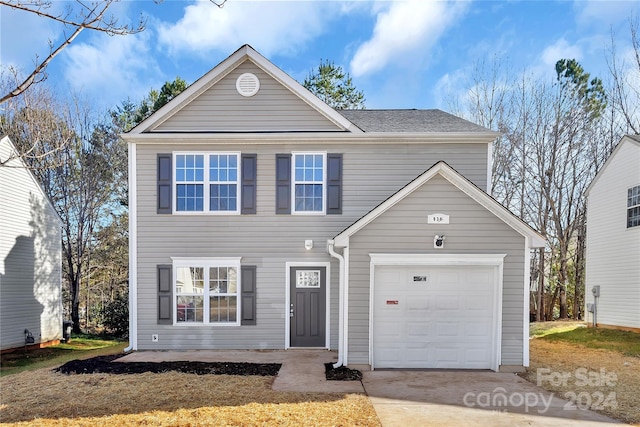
[123, 45, 545, 371]
[0, 135, 63, 352]
[585, 135, 640, 332]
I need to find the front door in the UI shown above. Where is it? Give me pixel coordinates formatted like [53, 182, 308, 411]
[290, 267, 326, 347]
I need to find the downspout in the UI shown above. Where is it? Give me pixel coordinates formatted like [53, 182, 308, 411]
[327, 239, 345, 368]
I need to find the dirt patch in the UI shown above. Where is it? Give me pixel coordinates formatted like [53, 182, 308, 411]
[54, 354, 281, 376]
[324, 363, 363, 381]
[524, 338, 640, 425]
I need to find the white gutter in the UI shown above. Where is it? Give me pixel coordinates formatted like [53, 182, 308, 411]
[124, 142, 137, 353]
[327, 240, 345, 368]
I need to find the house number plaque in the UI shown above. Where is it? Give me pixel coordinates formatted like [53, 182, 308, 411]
[428, 213, 449, 224]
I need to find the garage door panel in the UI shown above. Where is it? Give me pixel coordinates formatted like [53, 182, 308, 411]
[373, 265, 497, 369]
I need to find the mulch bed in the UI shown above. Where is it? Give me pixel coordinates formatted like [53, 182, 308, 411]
[54, 354, 281, 376]
[324, 363, 363, 381]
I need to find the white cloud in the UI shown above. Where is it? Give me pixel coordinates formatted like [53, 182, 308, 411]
[156, 0, 345, 58]
[349, 0, 469, 77]
[541, 38, 583, 68]
[61, 31, 161, 111]
[574, 0, 638, 28]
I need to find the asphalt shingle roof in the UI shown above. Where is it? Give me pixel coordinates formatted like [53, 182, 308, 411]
[338, 109, 493, 133]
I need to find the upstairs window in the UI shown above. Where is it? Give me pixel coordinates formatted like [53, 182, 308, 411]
[628, 185, 640, 228]
[293, 153, 325, 213]
[174, 153, 240, 213]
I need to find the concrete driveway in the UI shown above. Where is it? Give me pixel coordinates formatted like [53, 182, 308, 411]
[363, 370, 625, 426]
[118, 350, 626, 425]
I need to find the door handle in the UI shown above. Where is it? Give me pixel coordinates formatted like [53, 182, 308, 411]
[290, 303, 294, 317]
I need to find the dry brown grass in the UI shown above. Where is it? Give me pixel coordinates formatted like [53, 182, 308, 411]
[524, 338, 640, 426]
[0, 369, 380, 426]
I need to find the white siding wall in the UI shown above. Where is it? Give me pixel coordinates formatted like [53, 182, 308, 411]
[0, 138, 62, 350]
[134, 141, 490, 350]
[346, 176, 526, 366]
[585, 139, 640, 329]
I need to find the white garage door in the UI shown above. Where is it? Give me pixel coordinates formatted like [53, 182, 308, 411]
[373, 265, 498, 369]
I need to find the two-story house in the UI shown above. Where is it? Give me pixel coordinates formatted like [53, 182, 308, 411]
[123, 45, 545, 372]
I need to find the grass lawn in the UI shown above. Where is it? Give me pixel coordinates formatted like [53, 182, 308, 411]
[0, 337, 380, 426]
[524, 322, 640, 425]
[0, 335, 126, 377]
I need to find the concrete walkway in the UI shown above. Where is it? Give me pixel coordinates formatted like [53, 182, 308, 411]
[117, 350, 626, 426]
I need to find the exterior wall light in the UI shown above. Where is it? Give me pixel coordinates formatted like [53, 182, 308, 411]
[434, 235, 445, 249]
[305, 240, 314, 250]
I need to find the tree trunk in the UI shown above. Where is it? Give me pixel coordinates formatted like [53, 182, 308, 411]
[536, 248, 545, 321]
[70, 275, 82, 333]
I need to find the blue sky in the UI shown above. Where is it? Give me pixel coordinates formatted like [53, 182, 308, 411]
[1, 0, 639, 114]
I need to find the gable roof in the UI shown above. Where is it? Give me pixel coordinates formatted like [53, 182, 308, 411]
[585, 135, 640, 196]
[128, 44, 361, 135]
[338, 109, 494, 133]
[332, 161, 545, 248]
[0, 135, 62, 225]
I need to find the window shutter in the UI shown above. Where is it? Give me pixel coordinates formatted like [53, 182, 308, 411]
[326, 153, 342, 215]
[275, 154, 291, 214]
[241, 154, 257, 214]
[158, 264, 172, 324]
[157, 154, 172, 214]
[241, 265, 257, 325]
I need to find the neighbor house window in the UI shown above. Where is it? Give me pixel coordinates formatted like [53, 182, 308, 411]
[293, 153, 325, 213]
[174, 153, 239, 213]
[628, 185, 640, 228]
[174, 259, 240, 325]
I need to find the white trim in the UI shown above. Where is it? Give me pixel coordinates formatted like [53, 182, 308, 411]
[334, 162, 545, 248]
[291, 152, 327, 215]
[123, 132, 499, 144]
[0, 136, 63, 226]
[368, 253, 505, 371]
[172, 257, 242, 326]
[586, 136, 640, 196]
[128, 45, 361, 134]
[284, 261, 331, 349]
[172, 152, 241, 215]
[126, 142, 138, 351]
[523, 238, 531, 367]
[487, 141, 493, 196]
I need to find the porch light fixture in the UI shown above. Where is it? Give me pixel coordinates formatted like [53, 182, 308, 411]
[305, 240, 313, 250]
[434, 235, 445, 249]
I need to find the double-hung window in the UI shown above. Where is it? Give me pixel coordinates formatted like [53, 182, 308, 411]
[293, 153, 325, 213]
[174, 153, 240, 213]
[628, 185, 640, 228]
[174, 259, 240, 325]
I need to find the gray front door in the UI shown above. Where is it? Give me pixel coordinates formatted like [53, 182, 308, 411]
[290, 267, 326, 347]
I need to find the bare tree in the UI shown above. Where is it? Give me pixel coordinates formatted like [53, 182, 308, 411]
[607, 16, 640, 134]
[0, 0, 147, 104]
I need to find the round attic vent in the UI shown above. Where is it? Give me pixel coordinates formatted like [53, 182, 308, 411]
[236, 73, 260, 97]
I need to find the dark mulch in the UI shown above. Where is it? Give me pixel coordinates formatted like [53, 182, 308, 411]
[324, 363, 363, 381]
[54, 354, 281, 376]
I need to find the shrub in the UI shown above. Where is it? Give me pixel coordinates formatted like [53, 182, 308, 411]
[99, 293, 129, 338]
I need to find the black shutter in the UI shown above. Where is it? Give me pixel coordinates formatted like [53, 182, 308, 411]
[157, 154, 172, 214]
[241, 265, 257, 325]
[241, 154, 257, 214]
[326, 153, 342, 215]
[158, 264, 172, 324]
[275, 154, 291, 214]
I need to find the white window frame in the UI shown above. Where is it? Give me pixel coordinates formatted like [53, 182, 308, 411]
[291, 152, 326, 215]
[172, 257, 242, 326]
[173, 152, 241, 215]
[628, 185, 640, 228]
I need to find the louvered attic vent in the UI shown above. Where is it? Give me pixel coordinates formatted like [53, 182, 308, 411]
[236, 73, 260, 97]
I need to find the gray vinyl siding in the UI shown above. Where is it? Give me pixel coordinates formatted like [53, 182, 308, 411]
[154, 60, 342, 132]
[134, 141, 490, 350]
[0, 139, 62, 351]
[345, 176, 526, 366]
